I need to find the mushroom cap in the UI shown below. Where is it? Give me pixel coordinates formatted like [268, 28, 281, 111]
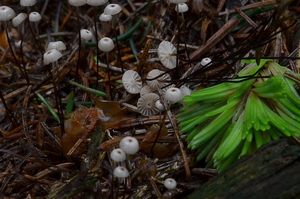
[140, 85, 152, 96]
[29, 12, 41, 22]
[122, 70, 142, 94]
[68, 0, 86, 6]
[164, 178, 177, 190]
[164, 87, 182, 104]
[12, 13, 27, 27]
[99, 13, 112, 22]
[137, 93, 160, 116]
[180, 85, 191, 96]
[43, 49, 62, 65]
[157, 41, 177, 69]
[20, 0, 37, 7]
[87, 0, 108, 6]
[80, 29, 93, 41]
[104, 4, 122, 16]
[0, 6, 16, 21]
[119, 136, 139, 155]
[47, 41, 66, 51]
[98, 37, 114, 52]
[113, 166, 129, 178]
[175, 3, 189, 13]
[200, 57, 212, 66]
[169, 0, 187, 3]
[146, 69, 171, 90]
[155, 100, 165, 111]
[110, 148, 126, 162]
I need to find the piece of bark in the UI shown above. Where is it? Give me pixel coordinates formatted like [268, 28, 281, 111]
[187, 139, 300, 199]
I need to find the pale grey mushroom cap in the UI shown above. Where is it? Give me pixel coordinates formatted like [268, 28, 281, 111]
[43, 49, 62, 65]
[47, 41, 66, 51]
[113, 166, 129, 178]
[137, 93, 160, 116]
[146, 69, 171, 90]
[87, 0, 108, 6]
[0, 6, 16, 21]
[20, 0, 37, 7]
[104, 4, 122, 15]
[68, 0, 86, 6]
[122, 70, 142, 94]
[157, 40, 177, 69]
[12, 13, 27, 27]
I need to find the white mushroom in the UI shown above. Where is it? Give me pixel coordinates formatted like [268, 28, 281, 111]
[110, 148, 126, 162]
[20, 0, 37, 7]
[175, 3, 189, 13]
[200, 57, 212, 66]
[157, 41, 177, 69]
[164, 178, 177, 190]
[80, 29, 93, 41]
[47, 41, 66, 51]
[43, 49, 63, 65]
[104, 4, 122, 16]
[68, 0, 86, 6]
[155, 100, 165, 111]
[140, 85, 152, 96]
[12, 13, 27, 27]
[99, 13, 112, 22]
[137, 93, 160, 116]
[122, 70, 142, 94]
[113, 166, 129, 178]
[180, 85, 191, 96]
[146, 69, 171, 90]
[0, 6, 16, 21]
[169, 0, 187, 3]
[98, 37, 114, 52]
[87, 0, 108, 6]
[164, 87, 182, 104]
[119, 136, 139, 155]
[29, 12, 41, 22]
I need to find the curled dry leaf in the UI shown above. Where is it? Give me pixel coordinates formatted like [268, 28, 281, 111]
[61, 107, 105, 156]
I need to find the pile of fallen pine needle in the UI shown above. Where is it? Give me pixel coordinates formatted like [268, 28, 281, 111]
[0, 0, 300, 198]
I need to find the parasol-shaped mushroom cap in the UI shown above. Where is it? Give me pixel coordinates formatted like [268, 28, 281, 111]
[157, 41, 177, 69]
[164, 178, 177, 190]
[140, 85, 152, 96]
[0, 6, 15, 21]
[20, 0, 37, 7]
[43, 49, 62, 65]
[29, 12, 41, 22]
[12, 13, 27, 27]
[164, 87, 182, 104]
[80, 29, 93, 41]
[113, 166, 129, 178]
[175, 3, 189, 13]
[99, 13, 112, 22]
[98, 37, 114, 52]
[122, 70, 142, 94]
[200, 57, 212, 66]
[169, 0, 187, 3]
[104, 4, 122, 16]
[119, 136, 139, 155]
[110, 148, 126, 162]
[68, 0, 86, 6]
[137, 93, 160, 116]
[146, 69, 171, 90]
[87, 0, 108, 6]
[47, 41, 66, 52]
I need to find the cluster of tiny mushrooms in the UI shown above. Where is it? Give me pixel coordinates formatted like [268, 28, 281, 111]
[0, 0, 213, 190]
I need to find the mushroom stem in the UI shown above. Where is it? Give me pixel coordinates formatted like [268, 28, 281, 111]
[5, 23, 30, 85]
[106, 52, 112, 99]
[94, 15, 99, 89]
[0, 91, 17, 124]
[51, 62, 65, 135]
[75, 7, 81, 81]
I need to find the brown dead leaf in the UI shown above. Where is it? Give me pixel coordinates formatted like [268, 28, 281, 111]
[0, 31, 8, 49]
